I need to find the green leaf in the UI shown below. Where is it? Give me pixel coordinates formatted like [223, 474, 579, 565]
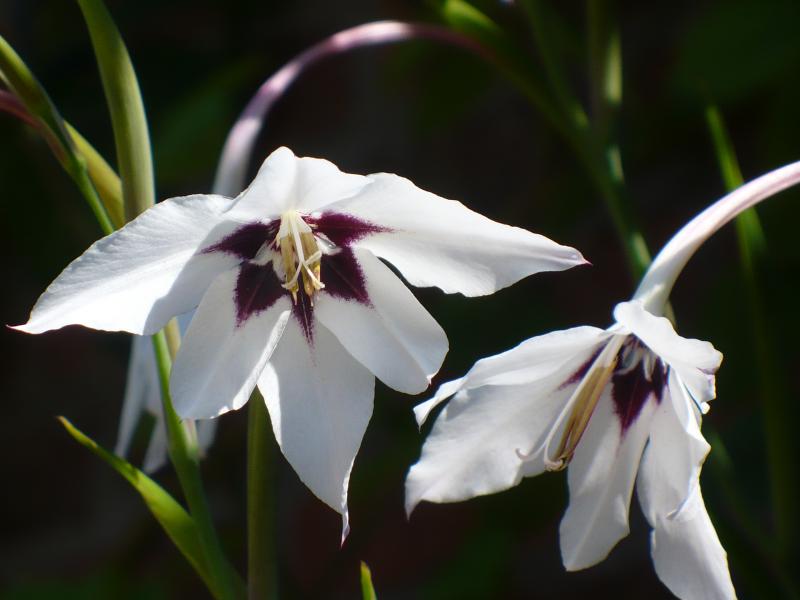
[360, 561, 378, 600]
[76, 0, 155, 221]
[58, 417, 217, 595]
[440, 0, 504, 45]
[436, 0, 561, 132]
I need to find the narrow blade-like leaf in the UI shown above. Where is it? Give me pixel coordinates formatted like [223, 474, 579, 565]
[58, 417, 216, 593]
[360, 561, 378, 600]
[76, 0, 155, 220]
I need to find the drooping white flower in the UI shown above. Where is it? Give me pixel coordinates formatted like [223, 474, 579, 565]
[15, 146, 585, 536]
[406, 160, 800, 599]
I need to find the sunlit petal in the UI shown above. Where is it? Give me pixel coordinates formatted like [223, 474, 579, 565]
[172, 266, 291, 419]
[15, 194, 239, 335]
[560, 388, 658, 570]
[258, 319, 374, 538]
[328, 173, 586, 296]
[315, 248, 447, 394]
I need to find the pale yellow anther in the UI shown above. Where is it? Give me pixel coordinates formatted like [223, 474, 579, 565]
[546, 355, 618, 471]
[276, 211, 324, 303]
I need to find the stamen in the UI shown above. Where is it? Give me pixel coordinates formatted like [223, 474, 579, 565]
[516, 336, 625, 472]
[276, 211, 325, 303]
[548, 353, 618, 470]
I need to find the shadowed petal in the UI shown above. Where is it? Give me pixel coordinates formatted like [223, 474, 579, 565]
[315, 248, 447, 394]
[406, 381, 570, 515]
[258, 319, 374, 539]
[614, 301, 722, 406]
[15, 194, 240, 335]
[406, 327, 607, 514]
[413, 326, 608, 426]
[327, 173, 587, 296]
[637, 370, 710, 519]
[115, 333, 158, 459]
[646, 485, 735, 600]
[560, 388, 657, 570]
[172, 267, 291, 419]
[636, 372, 733, 599]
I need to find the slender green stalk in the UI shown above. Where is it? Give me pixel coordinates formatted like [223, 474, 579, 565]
[76, 0, 155, 219]
[706, 105, 797, 562]
[518, 0, 649, 279]
[247, 391, 276, 600]
[583, 0, 651, 280]
[152, 333, 241, 600]
[521, 0, 589, 129]
[0, 35, 115, 233]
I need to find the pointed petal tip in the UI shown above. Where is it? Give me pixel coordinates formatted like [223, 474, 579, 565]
[340, 511, 351, 547]
[8, 321, 38, 334]
[404, 488, 420, 519]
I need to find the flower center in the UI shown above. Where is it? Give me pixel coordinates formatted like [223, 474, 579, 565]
[275, 210, 324, 303]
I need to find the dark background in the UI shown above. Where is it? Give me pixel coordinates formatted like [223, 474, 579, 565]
[1, 1, 799, 598]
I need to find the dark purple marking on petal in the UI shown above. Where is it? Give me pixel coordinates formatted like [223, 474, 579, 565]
[611, 346, 667, 434]
[203, 222, 277, 260]
[308, 211, 390, 248]
[287, 245, 372, 345]
[322, 247, 371, 306]
[234, 262, 284, 326]
[292, 290, 315, 345]
[560, 347, 602, 389]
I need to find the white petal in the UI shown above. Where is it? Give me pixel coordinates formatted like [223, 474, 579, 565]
[413, 326, 609, 427]
[115, 334, 159, 458]
[258, 318, 374, 538]
[16, 194, 240, 335]
[646, 483, 736, 599]
[171, 267, 291, 419]
[637, 370, 710, 520]
[614, 301, 722, 405]
[559, 388, 657, 570]
[406, 327, 607, 514]
[315, 249, 448, 394]
[327, 173, 587, 296]
[406, 380, 572, 515]
[142, 420, 169, 473]
[635, 372, 734, 599]
[227, 146, 369, 219]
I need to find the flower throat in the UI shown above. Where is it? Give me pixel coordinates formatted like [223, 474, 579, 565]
[275, 210, 324, 303]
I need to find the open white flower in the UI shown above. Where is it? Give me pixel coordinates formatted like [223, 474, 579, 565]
[15, 146, 585, 536]
[406, 160, 800, 599]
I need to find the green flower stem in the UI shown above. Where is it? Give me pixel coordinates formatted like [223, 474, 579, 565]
[583, 0, 651, 280]
[152, 332, 241, 600]
[76, 0, 155, 219]
[587, 0, 621, 136]
[247, 391, 276, 600]
[706, 105, 797, 563]
[0, 88, 125, 228]
[66, 120, 125, 228]
[73, 164, 114, 235]
[516, 0, 650, 281]
[521, 0, 589, 129]
[0, 35, 115, 234]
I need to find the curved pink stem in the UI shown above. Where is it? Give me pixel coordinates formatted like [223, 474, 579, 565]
[635, 159, 800, 313]
[212, 20, 492, 196]
[0, 88, 39, 128]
